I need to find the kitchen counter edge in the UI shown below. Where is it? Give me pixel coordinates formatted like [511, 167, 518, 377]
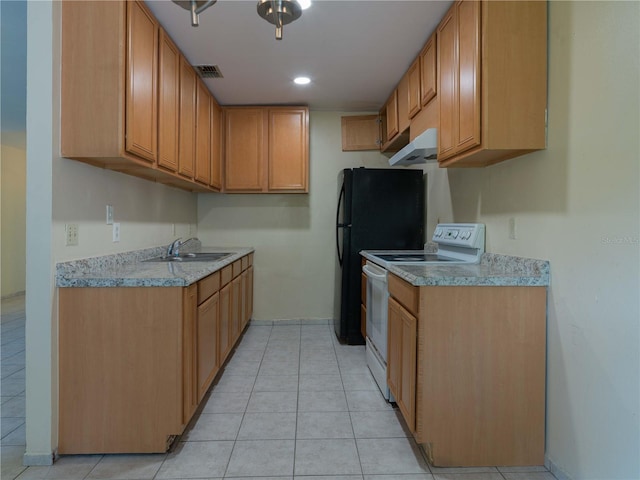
[360, 251, 550, 287]
[56, 246, 255, 288]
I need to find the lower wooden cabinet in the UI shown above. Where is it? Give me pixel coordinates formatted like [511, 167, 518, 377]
[58, 253, 254, 454]
[197, 291, 220, 401]
[387, 296, 416, 432]
[387, 273, 547, 467]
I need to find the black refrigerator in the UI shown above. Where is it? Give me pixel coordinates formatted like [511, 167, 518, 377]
[334, 168, 425, 344]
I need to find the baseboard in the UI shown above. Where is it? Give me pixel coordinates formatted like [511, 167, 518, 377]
[546, 455, 574, 480]
[23, 451, 56, 466]
[250, 318, 332, 326]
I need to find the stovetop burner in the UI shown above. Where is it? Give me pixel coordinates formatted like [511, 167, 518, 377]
[375, 253, 458, 263]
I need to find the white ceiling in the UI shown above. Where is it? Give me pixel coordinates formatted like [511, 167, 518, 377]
[146, 0, 453, 111]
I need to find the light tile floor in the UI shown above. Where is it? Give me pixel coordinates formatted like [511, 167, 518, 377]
[1, 295, 558, 480]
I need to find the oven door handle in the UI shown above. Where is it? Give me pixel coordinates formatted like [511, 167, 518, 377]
[362, 264, 388, 280]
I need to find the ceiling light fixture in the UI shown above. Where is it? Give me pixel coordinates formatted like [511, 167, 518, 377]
[294, 76, 311, 85]
[257, 0, 302, 40]
[171, 0, 217, 27]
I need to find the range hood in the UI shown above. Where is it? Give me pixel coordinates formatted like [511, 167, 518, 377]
[388, 128, 438, 166]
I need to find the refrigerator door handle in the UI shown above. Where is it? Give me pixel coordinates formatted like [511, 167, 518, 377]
[336, 183, 346, 266]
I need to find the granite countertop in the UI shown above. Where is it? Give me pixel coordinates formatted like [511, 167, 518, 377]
[360, 251, 550, 287]
[56, 245, 254, 288]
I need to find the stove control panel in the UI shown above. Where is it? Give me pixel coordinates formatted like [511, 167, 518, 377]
[432, 223, 485, 249]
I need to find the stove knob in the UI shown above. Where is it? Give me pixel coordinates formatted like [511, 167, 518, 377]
[452, 230, 459, 239]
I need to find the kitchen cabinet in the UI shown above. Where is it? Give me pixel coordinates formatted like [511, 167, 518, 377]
[125, 0, 158, 163]
[60, 0, 220, 192]
[387, 273, 547, 466]
[380, 75, 411, 153]
[387, 276, 418, 433]
[178, 56, 197, 179]
[197, 272, 221, 401]
[195, 79, 211, 185]
[183, 284, 198, 425]
[420, 33, 437, 106]
[340, 115, 380, 151]
[157, 29, 180, 172]
[58, 253, 254, 454]
[224, 107, 309, 193]
[407, 58, 422, 119]
[437, 0, 547, 167]
[210, 98, 222, 190]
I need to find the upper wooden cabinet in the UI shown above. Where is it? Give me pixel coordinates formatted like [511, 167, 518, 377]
[210, 99, 222, 190]
[224, 108, 265, 192]
[268, 108, 309, 192]
[420, 33, 437, 106]
[178, 57, 197, 179]
[61, 0, 220, 192]
[224, 106, 309, 193]
[125, 0, 158, 163]
[341, 115, 380, 151]
[385, 90, 399, 142]
[195, 79, 211, 186]
[437, 0, 547, 167]
[407, 58, 422, 119]
[158, 29, 180, 173]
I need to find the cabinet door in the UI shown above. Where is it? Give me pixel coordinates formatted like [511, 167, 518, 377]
[387, 297, 403, 400]
[407, 58, 421, 119]
[182, 284, 198, 425]
[437, 5, 457, 160]
[125, 0, 158, 163]
[224, 109, 265, 191]
[385, 91, 399, 141]
[195, 79, 211, 185]
[241, 269, 249, 330]
[268, 108, 309, 192]
[210, 98, 222, 190]
[420, 34, 437, 106]
[399, 308, 417, 431]
[178, 57, 196, 178]
[157, 30, 179, 172]
[230, 276, 241, 344]
[247, 266, 254, 321]
[197, 292, 219, 401]
[456, 0, 481, 154]
[219, 283, 231, 365]
[341, 115, 380, 151]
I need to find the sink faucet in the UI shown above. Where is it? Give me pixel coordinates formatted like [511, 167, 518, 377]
[167, 237, 198, 257]
[166, 238, 182, 258]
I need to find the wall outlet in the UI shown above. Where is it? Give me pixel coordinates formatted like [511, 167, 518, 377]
[106, 205, 114, 225]
[112, 222, 121, 242]
[65, 224, 79, 246]
[172, 223, 177, 236]
[508, 217, 517, 240]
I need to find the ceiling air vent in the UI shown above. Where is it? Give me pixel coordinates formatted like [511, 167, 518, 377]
[194, 65, 223, 79]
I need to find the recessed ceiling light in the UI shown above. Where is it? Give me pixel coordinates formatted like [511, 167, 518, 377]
[297, 0, 312, 10]
[294, 76, 311, 85]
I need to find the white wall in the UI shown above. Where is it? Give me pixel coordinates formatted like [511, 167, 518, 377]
[424, 2, 639, 479]
[1, 137, 27, 297]
[197, 111, 390, 320]
[24, 2, 198, 462]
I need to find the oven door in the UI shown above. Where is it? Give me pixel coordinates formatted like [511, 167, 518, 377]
[363, 261, 389, 361]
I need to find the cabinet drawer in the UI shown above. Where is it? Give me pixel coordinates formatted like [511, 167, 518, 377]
[241, 255, 249, 271]
[221, 264, 233, 287]
[198, 271, 220, 304]
[232, 260, 242, 278]
[388, 274, 419, 316]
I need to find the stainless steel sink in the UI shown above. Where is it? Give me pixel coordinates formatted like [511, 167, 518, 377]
[143, 252, 234, 263]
